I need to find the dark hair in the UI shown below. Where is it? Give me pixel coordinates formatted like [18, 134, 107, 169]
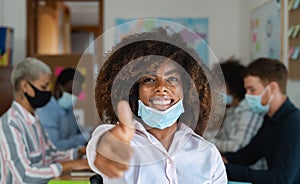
[220, 60, 246, 100]
[241, 58, 287, 94]
[55, 68, 84, 86]
[95, 28, 212, 135]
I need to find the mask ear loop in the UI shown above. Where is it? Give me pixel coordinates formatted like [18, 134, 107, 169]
[267, 95, 274, 105]
[262, 85, 274, 105]
[260, 85, 270, 95]
[25, 81, 36, 97]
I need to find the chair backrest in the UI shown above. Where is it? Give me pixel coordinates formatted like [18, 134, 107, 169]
[89, 174, 103, 184]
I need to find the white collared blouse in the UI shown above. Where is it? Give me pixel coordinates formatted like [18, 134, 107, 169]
[87, 121, 227, 184]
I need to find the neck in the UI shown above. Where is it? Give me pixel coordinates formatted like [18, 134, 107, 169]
[15, 92, 34, 114]
[267, 94, 287, 117]
[147, 122, 178, 151]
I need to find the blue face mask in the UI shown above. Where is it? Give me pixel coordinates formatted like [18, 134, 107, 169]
[245, 86, 273, 114]
[58, 92, 78, 110]
[225, 94, 234, 106]
[138, 99, 185, 129]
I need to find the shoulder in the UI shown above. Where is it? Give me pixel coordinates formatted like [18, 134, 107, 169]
[284, 108, 300, 129]
[0, 105, 25, 133]
[91, 124, 115, 137]
[279, 99, 300, 124]
[36, 97, 64, 116]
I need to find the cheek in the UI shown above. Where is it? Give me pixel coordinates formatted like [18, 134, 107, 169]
[173, 84, 183, 98]
[138, 87, 150, 105]
[261, 91, 270, 105]
[24, 85, 35, 97]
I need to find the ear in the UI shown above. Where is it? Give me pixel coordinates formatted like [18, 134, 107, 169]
[269, 81, 279, 94]
[20, 80, 28, 93]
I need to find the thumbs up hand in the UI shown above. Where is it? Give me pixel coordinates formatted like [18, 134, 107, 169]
[94, 101, 135, 178]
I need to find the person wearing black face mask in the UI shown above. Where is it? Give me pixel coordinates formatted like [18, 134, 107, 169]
[0, 58, 90, 184]
[24, 81, 52, 108]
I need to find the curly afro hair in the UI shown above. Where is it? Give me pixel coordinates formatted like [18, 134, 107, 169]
[95, 28, 211, 135]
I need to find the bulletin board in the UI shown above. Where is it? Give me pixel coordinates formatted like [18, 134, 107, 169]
[250, 0, 281, 61]
[288, 0, 300, 79]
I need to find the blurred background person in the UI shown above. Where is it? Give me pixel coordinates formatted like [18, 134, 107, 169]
[223, 58, 300, 183]
[0, 58, 89, 184]
[205, 60, 266, 169]
[36, 68, 92, 150]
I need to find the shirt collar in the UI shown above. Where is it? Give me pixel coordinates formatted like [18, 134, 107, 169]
[134, 120, 198, 153]
[12, 101, 36, 125]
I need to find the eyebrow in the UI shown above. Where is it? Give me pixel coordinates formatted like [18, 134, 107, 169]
[244, 85, 254, 90]
[141, 69, 180, 78]
[164, 69, 180, 76]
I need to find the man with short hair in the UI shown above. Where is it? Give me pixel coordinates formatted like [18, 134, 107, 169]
[223, 58, 300, 183]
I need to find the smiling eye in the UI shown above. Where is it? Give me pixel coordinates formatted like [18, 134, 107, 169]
[168, 76, 178, 82]
[40, 85, 48, 90]
[143, 78, 155, 83]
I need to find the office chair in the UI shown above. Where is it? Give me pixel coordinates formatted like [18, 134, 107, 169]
[89, 174, 103, 184]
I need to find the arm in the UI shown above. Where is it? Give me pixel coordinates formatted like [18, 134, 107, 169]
[223, 125, 263, 166]
[0, 122, 62, 183]
[87, 101, 135, 179]
[86, 124, 115, 176]
[213, 110, 262, 152]
[37, 119, 79, 162]
[211, 145, 228, 184]
[226, 113, 300, 183]
[39, 119, 90, 174]
[37, 107, 87, 150]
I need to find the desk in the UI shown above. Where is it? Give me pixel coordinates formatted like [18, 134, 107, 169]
[49, 175, 250, 184]
[48, 174, 90, 184]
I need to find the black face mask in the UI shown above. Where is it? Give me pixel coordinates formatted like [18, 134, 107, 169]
[24, 82, 52, 108]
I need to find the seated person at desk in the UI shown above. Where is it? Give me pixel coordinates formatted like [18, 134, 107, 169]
[86, 28, 227, 183]
[223, 58, 300, 183]
[0, 58, 90, 184]
[206, 61, 265, 169]
[36, 68, 92, 150]
[208, 60, 263, 151]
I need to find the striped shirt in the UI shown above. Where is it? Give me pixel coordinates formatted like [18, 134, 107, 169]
[212, 99, 263, 152]
[0, 101, 77, 184]
[209, 99, 267, 169]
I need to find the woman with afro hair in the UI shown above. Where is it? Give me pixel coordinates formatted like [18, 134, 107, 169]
[87, 28, 227, 183]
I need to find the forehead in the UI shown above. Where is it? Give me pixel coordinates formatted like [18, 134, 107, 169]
[35, 73, 51, 82]
[155, 61, 180, 74]
[244, 76, 264, 88]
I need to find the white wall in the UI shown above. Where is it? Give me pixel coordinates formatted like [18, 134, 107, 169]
[0, 0, 26, 65]
[0, 0, 3, 24]
[104, 0, 242, 62]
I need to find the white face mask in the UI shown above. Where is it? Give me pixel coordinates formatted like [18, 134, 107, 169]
[137, 99, 184, 129]
[58, 92, 78, 110]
